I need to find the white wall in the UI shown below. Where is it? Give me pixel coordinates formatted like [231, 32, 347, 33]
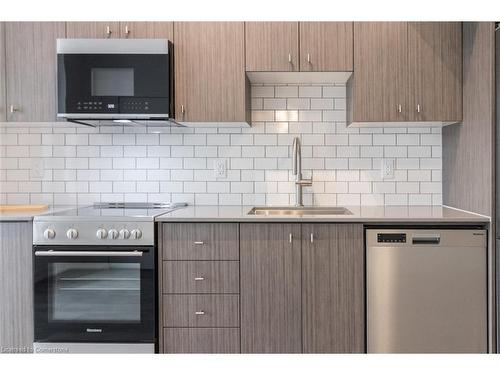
[0, 83, 442, 206]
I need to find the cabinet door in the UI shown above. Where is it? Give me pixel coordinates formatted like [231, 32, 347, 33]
[66, 22, 119, 38]
[174, 22, 247, 122]
[408, 22, 462, 122]
[0, 222, 33, 352]
[245, 22, 299, 71]
[302, 224, 365, 353]
[240, 223, 302, 353]
[352, 22, 408, 122]
[5, 22, 65, 122]
[0, 23, 6, 122]
[299, 22, 353, 71]
[119, 22, 173, 39]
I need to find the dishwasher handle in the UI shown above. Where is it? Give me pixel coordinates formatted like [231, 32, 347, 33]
[411, 235, 440, 245]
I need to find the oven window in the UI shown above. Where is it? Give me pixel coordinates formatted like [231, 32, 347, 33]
[91, 68, 134, 96]
[49, 262, 140, 322]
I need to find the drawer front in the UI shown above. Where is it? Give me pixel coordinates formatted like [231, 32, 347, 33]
[163, 261, 239, 293]
[163, 328, 240, 353]
[162, 223, 239, 260]
[163, 294, 239, 328]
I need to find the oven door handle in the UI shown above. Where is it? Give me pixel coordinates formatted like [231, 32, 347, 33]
[34, 250, 144, 257]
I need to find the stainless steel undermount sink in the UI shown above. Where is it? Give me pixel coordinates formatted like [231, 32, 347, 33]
[247, 206, 353, 216]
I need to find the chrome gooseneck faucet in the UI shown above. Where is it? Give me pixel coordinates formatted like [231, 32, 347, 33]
[292, 137, 312, 206]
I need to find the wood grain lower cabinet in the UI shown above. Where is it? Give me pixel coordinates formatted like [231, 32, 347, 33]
[240, 223, 302, 353]
[159, 223, 241, 353]
[0, 222, 33, 353]
[301, 224, 365, 353]
[163, 294, 239, 328]
[4, 22, 65, 122]
[162, 261, 239, 294]
[162, 223, 239, 260]
[163, 328, 240, 353]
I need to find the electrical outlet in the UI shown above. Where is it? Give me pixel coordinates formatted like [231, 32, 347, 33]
[381, 158, 395, 180]
[214, 159, 227, 179]
[30, 158, 45, 179]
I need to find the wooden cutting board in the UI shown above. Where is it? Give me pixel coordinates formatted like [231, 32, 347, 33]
[0, 204, 49, 212]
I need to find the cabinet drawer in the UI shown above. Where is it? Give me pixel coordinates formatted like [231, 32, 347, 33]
[163, 294, 239, 328]
[163, 261, 239, 293]
[162, 223, 239, 260]
[163, 328, 240, 353]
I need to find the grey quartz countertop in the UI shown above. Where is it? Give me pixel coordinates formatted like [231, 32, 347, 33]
[0, 205, 75, 222]
[156, 205, 490, 223]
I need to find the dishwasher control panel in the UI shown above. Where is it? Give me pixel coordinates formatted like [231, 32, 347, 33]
[377, 233, 407, 243]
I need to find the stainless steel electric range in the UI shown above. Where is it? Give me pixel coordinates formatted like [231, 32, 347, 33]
[32, 202, 186, 354]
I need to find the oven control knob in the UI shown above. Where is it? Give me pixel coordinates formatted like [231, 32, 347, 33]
[108, 229, 119, 240]
[96, 228, 108, 239]
[120, 229, 131, 240]
[66, 228, 78, 240]
[43, 228, 56, 240]
[131, 229, 142, 240]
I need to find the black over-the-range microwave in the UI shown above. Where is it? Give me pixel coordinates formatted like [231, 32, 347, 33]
[56, 38, 174, 126]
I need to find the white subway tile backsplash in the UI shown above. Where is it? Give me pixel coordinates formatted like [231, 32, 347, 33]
[0, 84, 442, 206]
[252, 86, 275, 98]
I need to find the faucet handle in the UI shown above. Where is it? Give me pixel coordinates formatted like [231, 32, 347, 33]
[296, 178, 313, 187]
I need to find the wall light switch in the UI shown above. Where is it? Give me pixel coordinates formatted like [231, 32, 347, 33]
[381, 158, 395, 180]
[214, 159, 227, 179]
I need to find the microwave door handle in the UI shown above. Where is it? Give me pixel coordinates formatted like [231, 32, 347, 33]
[34, 251, 144, 257]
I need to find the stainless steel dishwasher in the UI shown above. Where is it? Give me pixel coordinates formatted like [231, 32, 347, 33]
[366, 228, 487, 353]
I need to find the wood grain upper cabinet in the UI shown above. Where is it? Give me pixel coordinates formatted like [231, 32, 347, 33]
[174, 22, 249, 123]
[0, 23, 6, 122]
[240, 223, 302, 353]
[245, 22, 299, 71]
[119, 22, 173, 39]
[301, 224, 365, 353]
[408, 22, 462, 122]
[5, 22, 65, 122]
[66, 22, 120, 38]
[299, 22, 354, 71]
[0, 222, 33, 351]
[348, 22, 463, 125]
[350, 22, 409, 123]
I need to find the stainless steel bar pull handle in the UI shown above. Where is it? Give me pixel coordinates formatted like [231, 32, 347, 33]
[194, 241, 204, 245]
[106, 25, 112, 36]
[310, 233, 314, 243]
[124, 25, 130, 35]
[34, 250, 143, 257]
[417, 104, 421, 113]
[398, 104, 402, 113]
[194, 277, 205, 281]
[195, 311, 205, 315]
[307, 53, 311, 63]
[412, 235, 440, 245]
[288, 53, 292, 63]
[289, 233, 292, 243]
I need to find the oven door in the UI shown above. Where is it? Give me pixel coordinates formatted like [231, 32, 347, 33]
[33, 245, 155, 343]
